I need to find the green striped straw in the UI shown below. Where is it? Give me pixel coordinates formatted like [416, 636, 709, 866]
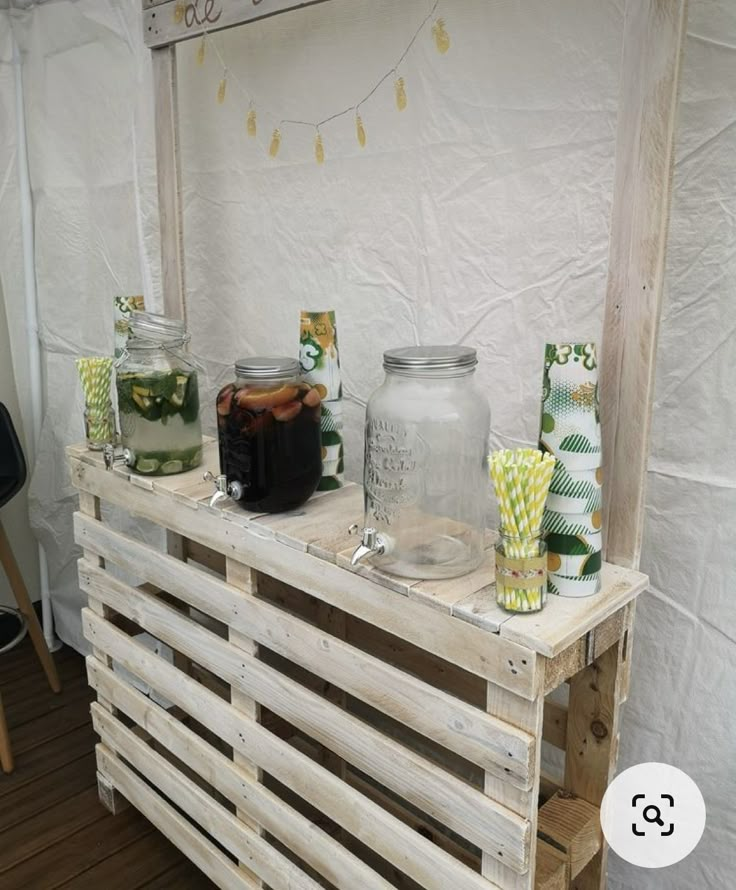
[489, 448, 556, 612]
[76, 357, 114, 446]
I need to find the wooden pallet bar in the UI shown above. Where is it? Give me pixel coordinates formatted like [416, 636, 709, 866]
[70, 443, 649, 888]
[71, 0, 687, 884]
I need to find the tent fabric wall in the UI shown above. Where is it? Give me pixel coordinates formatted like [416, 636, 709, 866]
[0, 1, 733, 887]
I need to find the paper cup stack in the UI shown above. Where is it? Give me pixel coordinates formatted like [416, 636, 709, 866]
[539, 343, 602, 597]
[299, 310, 345, 491]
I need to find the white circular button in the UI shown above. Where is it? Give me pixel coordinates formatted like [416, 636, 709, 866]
[600, 762, 706, 868]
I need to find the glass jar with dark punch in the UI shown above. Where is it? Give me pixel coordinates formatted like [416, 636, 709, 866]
[215, 357, 323, 512]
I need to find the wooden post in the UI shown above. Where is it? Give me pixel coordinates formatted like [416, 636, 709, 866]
[78, 491, 127, 814]
[482, 663, 546, 890]
[565, 633, 630, 890]
[600, 0, 688, 570]
[151, 46, 186, 321]
[226, 558, 264, 888]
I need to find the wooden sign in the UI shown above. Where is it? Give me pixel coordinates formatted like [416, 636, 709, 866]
[143, 0, 333, 48]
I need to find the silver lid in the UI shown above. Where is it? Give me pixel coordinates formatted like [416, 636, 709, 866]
[234, 356, 301, 380]
[129, 311, 187, 343]
[383, 345, 478, 374]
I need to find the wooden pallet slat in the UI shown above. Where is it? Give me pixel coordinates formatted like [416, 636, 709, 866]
[79, 567, 530, 871]
[69, 461, 538, 696]
[537, 792, 601, 881]
[93, 707, 324, 890]
[96, 746, 256, 890]
[81, 609, 506, 890]
[87, 658, 394, 890]
[74, 514, 534, 782]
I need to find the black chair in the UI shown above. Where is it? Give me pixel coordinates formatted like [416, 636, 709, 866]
[0, 401, 61, 773]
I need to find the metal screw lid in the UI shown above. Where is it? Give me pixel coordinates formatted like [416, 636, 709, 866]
[383, 345, 478, 375]
[234, 356, 301, 380]
[129, 311, 187, 343]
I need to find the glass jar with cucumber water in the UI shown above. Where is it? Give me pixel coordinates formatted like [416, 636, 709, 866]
[115, 311, 202, 475]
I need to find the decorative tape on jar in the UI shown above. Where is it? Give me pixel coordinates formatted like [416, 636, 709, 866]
[495, 552, 547, 590]
[543, 508, 603, 536]
[549, 464, 602, 510]
[548, 571, 602, 598]
[547, 548, 602, 578]
[545, 531, 603, 556]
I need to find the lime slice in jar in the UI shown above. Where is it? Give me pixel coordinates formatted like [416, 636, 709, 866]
[161, 460, 184, 474]
[136, 457, 160, 474]
[169, 375, 189, 407]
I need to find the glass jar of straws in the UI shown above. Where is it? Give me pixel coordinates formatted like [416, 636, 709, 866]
[495, 532, 548, 613]
[489, 449, 556, 613]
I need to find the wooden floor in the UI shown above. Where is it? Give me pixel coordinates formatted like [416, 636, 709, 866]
[0, 635, 216, 889]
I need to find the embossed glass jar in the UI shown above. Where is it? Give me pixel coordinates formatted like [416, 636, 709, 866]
[356, 346, 490, 579]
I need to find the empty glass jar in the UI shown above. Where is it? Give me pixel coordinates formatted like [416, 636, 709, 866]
[352, 346, 490, 579]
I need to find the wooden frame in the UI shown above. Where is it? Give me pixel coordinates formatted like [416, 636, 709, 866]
[93, 1, 689, 886]
[69, 443, 648, 889]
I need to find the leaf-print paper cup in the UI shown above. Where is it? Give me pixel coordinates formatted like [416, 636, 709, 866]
[542, 509, 603, 536]
[545, 531, 603, 556]
[540, 342, 601, 470]
[547, 549, 602, 578]
[548, 571, 602, 598]
[548, 466, 603, 513]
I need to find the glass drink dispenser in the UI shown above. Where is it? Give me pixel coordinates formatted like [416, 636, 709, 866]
[351, 346, 490, 579]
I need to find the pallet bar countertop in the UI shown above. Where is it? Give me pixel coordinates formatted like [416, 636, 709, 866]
[68, 439, 647, 663]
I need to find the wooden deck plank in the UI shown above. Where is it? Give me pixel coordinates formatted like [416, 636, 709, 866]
[0, 787, 106, 875]
[59, 814, 215, 889]
[0, 723, 98, 798]
[0, 638, 213, 888]
[144, 858, 219, 888]
[0, 806, 154, 888]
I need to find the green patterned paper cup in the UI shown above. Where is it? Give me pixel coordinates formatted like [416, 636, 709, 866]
[545, 531, 602, 556]
[548, 571, 602, 598]
[540, 342, 601, 470]
[542, 508, 603, 536]
[547, 549, 602, 578]
[548, 466, 602, 512]
[300, 310, 344, 489]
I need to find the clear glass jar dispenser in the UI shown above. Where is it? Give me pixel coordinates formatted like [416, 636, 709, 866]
[351, 346, 490, 579]
[113, 311, 203, 475]
[212, 357, 323, 512]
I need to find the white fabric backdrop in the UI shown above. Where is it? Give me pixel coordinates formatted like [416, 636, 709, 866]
[0, 1, 733, 887]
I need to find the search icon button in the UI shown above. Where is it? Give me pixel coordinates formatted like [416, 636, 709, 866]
[642, 805, 664, 827]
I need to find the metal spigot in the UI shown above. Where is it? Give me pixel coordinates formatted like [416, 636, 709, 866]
[103, 443, 132, 471]
[204, 471, 243, 508]
[349, 526, 387, 566]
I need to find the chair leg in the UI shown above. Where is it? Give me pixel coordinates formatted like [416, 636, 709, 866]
[0, 520, 61, 694]
[0, 692, 13, 773]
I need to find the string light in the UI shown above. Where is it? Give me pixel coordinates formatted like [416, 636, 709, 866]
[432, 18, 450, 54]
[356, 113, 367, 148]
[196, 0, 446, 163]
[315, 131, 325, 165]
[269, 128, 282, 158]
[247, 108, 257, 138]
[394, 76, 407, 111]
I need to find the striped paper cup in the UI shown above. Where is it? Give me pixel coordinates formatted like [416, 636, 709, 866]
[548, 571, 602, 598]
[547, 549, 602, 578]
[542, 508, 603, 536]
[545, 531, 603, 556]
[548, 466, 602, 513]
